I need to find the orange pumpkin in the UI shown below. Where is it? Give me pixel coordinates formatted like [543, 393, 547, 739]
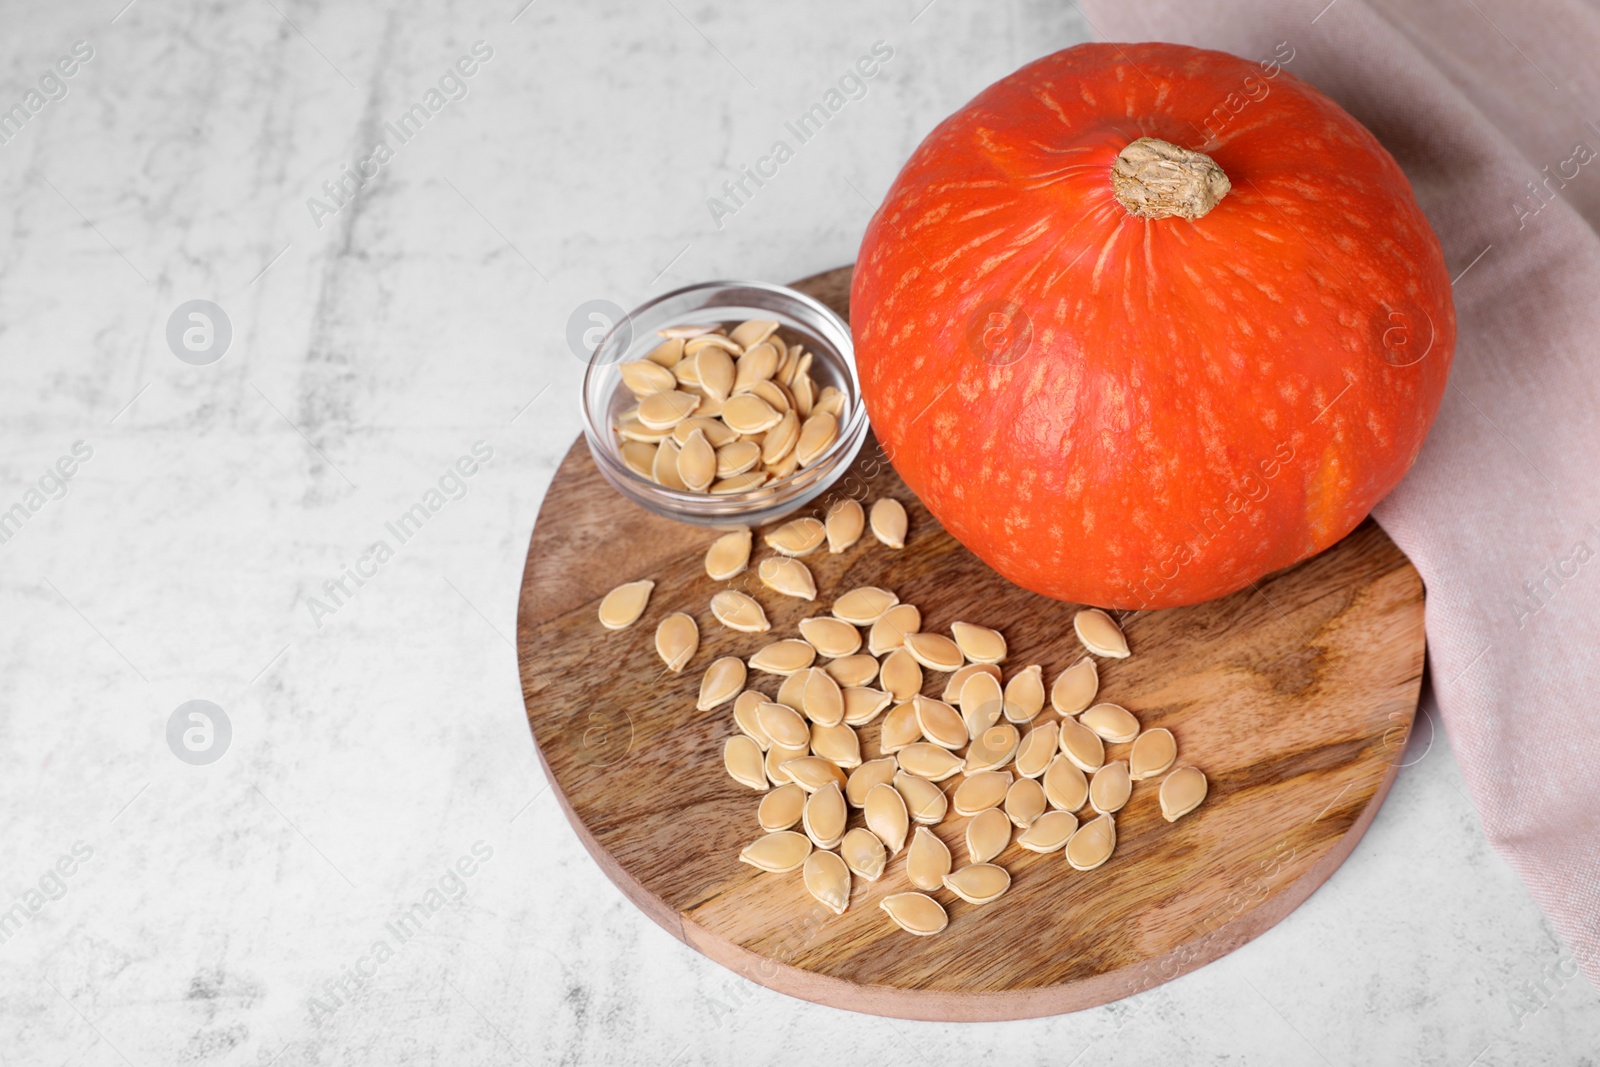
[852, 42, 1454, 609]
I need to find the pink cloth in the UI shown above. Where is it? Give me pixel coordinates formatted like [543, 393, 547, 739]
[1078, 0, 1600, 986]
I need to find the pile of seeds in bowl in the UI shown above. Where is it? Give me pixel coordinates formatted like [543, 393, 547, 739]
[596, 497, 1208, 936]
[613, 318, 848, 493]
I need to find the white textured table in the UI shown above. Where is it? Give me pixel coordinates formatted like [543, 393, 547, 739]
[1, 2, 1595, 1064]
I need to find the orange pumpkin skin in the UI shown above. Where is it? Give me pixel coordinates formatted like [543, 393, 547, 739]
[852, 42, 1454, 609]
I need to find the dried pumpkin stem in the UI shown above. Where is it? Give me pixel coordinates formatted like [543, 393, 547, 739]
[1111, 136, 1231, 220]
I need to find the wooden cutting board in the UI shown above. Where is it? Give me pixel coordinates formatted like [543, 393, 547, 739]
[516, 266, 1425, 1021]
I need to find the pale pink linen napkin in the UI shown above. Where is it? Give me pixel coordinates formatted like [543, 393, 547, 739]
[1077, 0, 1600, 987]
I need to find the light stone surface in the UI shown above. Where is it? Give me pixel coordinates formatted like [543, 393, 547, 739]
[0, 2, 1595, 1064]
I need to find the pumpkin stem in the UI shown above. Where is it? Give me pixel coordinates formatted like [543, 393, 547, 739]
[1111, 137, 1231, 221]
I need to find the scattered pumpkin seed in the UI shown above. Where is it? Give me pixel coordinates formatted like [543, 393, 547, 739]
[598, 579, 654, 630]
[1014, 721, 1058, 778]
[654, 612, 699, 672]
[809, 721, 860, 769]
[1080, 703, 1141, 743]
[879, 701, 922, 754]
[1003, 664, 1046, 722]
[1016, 810, 1078, 853]
[892, 770, 948, 824]
[841, 686, 891, 727]
[765, 742, 808, 786]
[698, 657, 747, 710]
[1075, 608, 1131, 658]
[711, 590, 771, 633]
[739, 831, 811, 873]
[841, 826, 887, 881]
[1050, 656, 1100, 716]
[1129, 728, 1178, 781]
[764, 517, 826, 557]
[870, 497, 908, 548]
[803, 850, 850, 915]
[1066, 813, 1117, 871]
[724, 735, 767, 791]
[758, 782, 805, 831]
[953, 770, 1013, 817]
[1005, 776, 1048, 828]
[907, 826, 953, 891]
[798, 616, 862, 658]
[757, 556, 816, 600]
[880, 892, 947, 936]
[826, 498, 865, 552]
[748, 639, 816, 676]
[774, 670, 808, 712]
[1058, 715, 1106, 772]
[879, 648, 923, 701]
[802, 782, 847, 848]
[958, 671, 1005, 740]
[942, 661, 1000, 702]
[904, 632, 964, 672]
[1090, 760, 1132, 814]
[832, 586, 899, 625]
[895, 742, 964, 782]
[943, 863, 1011, 905]
[782, 756, 848, 794]
[704, 528, 752, 581]
[965, 808, 1011, 864]
[823, 654, 879, 688]
[914, 694, 969, 750]
[846, 757, 897, 807]
[1159, 766, 1208, 822]
[864, 782, 909, 853]
[963, 724, 1020, 773]
[1044, 754, 1090, 812]
[801, 668, 844, 726]
[757, 702, 809, 749]
[950, 622, 1006, 664]
[733, 690, 773, 750]
[868, 603, 922, 656]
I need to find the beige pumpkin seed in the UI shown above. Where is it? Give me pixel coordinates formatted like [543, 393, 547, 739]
[914, 694, 968, 750]
[615, 411, 673, 444]
[774, 670, 808, 712]
[953, 770, 1013, 817]
[1003, 664, 1046, 722]
[942, 661, 1001, 702]
[1066, 813, 1117, 871]
[739, 831, 811, 873]
[1130, 728, 1178, 781]
[904, 632, 964, 672]
[704, 528, 752, 581]
[711, 589, 770, 633]
[846, 757, 897, 807]
[950, 621, 1006, 664]
[942, 863, 1010, 905]
[869, 497, 908, 548]
[721, 393, 783, 434]
[823, 654, 879, 688]
[756, 702, 809, 749]
[619, 359, 677, 396]
[652, 438, 688, 490]
[798, 616, 862, 658]
[864, 782, 909, 854]
[619, 439, 658, 478]
[714, 440, 762, 479]
[757, 556, 816, 600]
[841, 826, 887, 881]
[749, 639, 816, 676]
[892, 770, 948, 824]
[598, 579, 653, 629]
[1051, 656, 1100, 716]
[729, 318, 779, 349]
[1044, 755, 1090, 812]
[880, 892, 947, 936]
[1005, 776, 1047, 828]
[825, 498, 865, 553]
[1080, 703, 1140, 743]
[1014, 721, 1059, 779]
[748, 379, 792, 414]
[672, 415, 738, 448]
[879, 701, 922, 754]
[1159, 766, 1208, 822]
[645, 335, 685, 365]
[658, 323, 717, 340]
[694, 347, 736, 403]
[1090, 760, 1132, 814]
[803, 781, 847, 848]
[697, 656, 746, 711]
[842, 686, 891, 727]
[765, 742, 808, 786]
[802, 850, 850, 916]
[685, 332, 741, 356]
[765, 517, 826, 557]
[792, 372, 816, 418]
[810, 721, 860, 769]
[963, 723, 1020, 773]
[676, 429, 717, 491]
[868, 603, 922, 656]
[1075, 608, 1131, 658]
[733, 342, 779, 394]
[733, 690, 773, 750]
[879, 648, 922, 702]
[795, 412, 839, 467]
[896, 742, 964, 783]
[636, 389, 700, 430]
[761, 408, 800, 464]
[802, 668, 844, 726]
[692, 393, 726, 420]
[958, 671, 1005, 740]
[1016, 809, 1078, 853]
[654, 612, 699, 672]
[1058, 716, 1106, 773]
[758, 782, 805, 831]
[907, 826, 952, 891]
[832, 586, 899, 625]
[817, 386, 846, 419]
[782, 756, 847, 794]
[711, 472, 768, 494]
[724, 735, 767, 790]
[965, 808, 1011, 864]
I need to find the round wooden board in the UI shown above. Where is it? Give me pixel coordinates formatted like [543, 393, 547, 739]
[516, 266, 1425, 1021]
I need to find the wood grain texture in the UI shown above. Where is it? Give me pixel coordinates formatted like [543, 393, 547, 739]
[516, 266, 1425, 1021]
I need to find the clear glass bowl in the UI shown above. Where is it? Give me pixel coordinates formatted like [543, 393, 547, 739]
[581, 280, 866, 527]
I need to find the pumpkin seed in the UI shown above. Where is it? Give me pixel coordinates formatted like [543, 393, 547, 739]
[636, 390, 700, 430]
[914, 694, 968, 749]
[758, 782, 805, 831]
[870, 497, 908, 548]
[1016, 810, 1078, 853]
[846, 757, 897, 807]
[765, 517, 826, 557]
[714, 440, 762, 479]
[1080, 703, 1140, 743]
[895, 743, 964, 783]
[757, 702, 810, 749]
[757, 556, 816, 600]
[733, 690, 773, 750]
[1090, 760, 1132, 814]
[739, 831, 811, 873]
[879, 701, 922, 754]
[724, 735, 767, 790]
[694, 347, 736, 403]
[795, 412, 839, 467]
[1066, 813, 1117, 871]
[892, 770, 948, 824]
[733, 342, 779, 394]
[671, 354, 700, 385]
[673, 415, 738, 448]
[904, 632, 964, 672]
[658, 323, 718, 340]
[798, 616, 862, 658]
[879, 648, 922, 701]
[958, 670, 1005, 740]
[864, 782, 909, 853]
[749, 379, 792, 415]
[645, 336, 685, 365]
[1159, 766, 1208, 822]
[965, 808, 1011, 864]
[1130, 728, 1178, 781]
[963, 723, 1020, 773]
[774, 670, 808, 712]
[868, 603, 923, 656]
[1075, 608, 1131, 658]
[764, 449, 800, 483]
[697, 656, 746, 711]
[722, 393, 783, 434]
[950, 622, 1006, 664]
[832, 586, 899, 625]
[652, 437, 688, 489]
[842, 686, 891, 726]
[803, 850, 850, 915]
[711, 472, 767, 493]
[782, 756, 848, 794]
[765, 742, 808, 786]
[825, 498, 865, 553]
[953, 770, 1013, 817]
[943, 863, 1010, 905]
[654, 612, 698, 672]
[619, 439, 657, 477]
[704, 528, 752, 581]
[1044, 755, 1090, 812]
[619, 358, 677, 396]
[810, 721, 860, 769]
[1051, 656, 1099, 716]
[1014, 721, 1059, 778]
[729, 318, 779, 349]
[880, 892, 947, 936]
[823, 654, 879, 688]
[942, 661, 1000, 702]
[802, 668, 844, 727]
[749, 639, 816, 676]
[692, 393, 725, 420]
[685, 333, 741, 356]
[615, 411, 673, 443]
[1003, 664, 1046, 722]
[803, 781, 847, 848]
[792, 372, 816, 418]
[598, 579, 653, 630]
[841, 826, 887, 881]
[1005, 776, 1047, 828]
[907, 826, 952, 891]
[761, 409, 800, 464]
[711, 590, 770, 633]
[1058, 715, 1106, 772]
